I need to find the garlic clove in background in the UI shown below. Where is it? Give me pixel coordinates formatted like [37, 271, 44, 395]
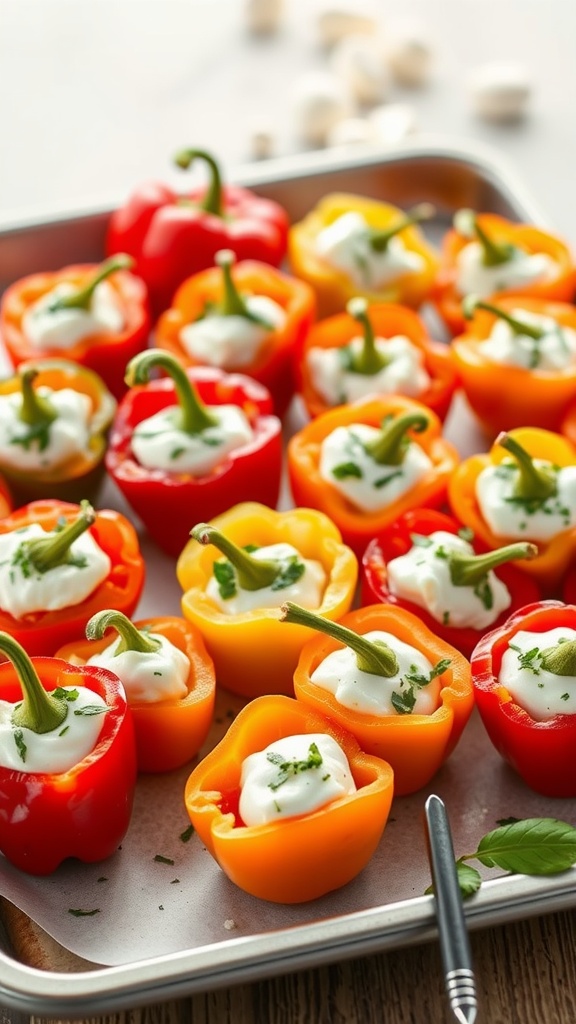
[316, 7, 379, 51]
[330, 33, 388, 107]
[468, 62, 532, 122]
[385, 22, 433, 88]
[292, 71, 352, 147]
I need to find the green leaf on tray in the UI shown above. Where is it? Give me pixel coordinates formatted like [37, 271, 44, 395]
[469, 818, 576, 876]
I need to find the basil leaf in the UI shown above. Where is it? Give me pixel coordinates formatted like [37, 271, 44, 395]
[474, 818, 576, 875]
[456, 858, 483, 898]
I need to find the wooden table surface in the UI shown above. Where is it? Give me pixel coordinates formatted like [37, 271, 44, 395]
[5, 907, 572, 1023]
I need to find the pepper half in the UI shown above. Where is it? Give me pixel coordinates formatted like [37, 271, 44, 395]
[0, 499, 145, 656]
[176, 502, 358, 698]
[106, 351, 283, 559]
[0, 257, 151, 400]
[297, 298, 457, 422]
[56, 612, 216, 774]
[0, 631, 137, 875]
[287, 395, 459, 558]
[106, 148, 290, 315]
[288, 194, 439, 317]
[184, 694, 394, 903]
[470, 600, 576, 798]
[154, 249, 316, 418]
[0, 358, 116, 504]
[361, 509, 541, 658]
[433, 211, 576, 336]
[286, 603, 473, 796]
[448, 427, 576, 593]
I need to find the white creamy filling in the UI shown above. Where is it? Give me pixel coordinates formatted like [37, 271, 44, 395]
[86, 633, 190, 704]
[179, 296, 287, 369]
[0, 685, 108, 773]
[131, 404, 254, 475]
[386, 530, 512, 630]
[476, 460, 576, 540]
[479, 309, 576, 370]
[22, 280, 125, 350]
[455, 241, 556, 299]
[0, 387, 92, 471]
[310, 630, 443, 715]
[206, 542, 326, 614]
[306, 334, 430, 406]
[315, 211, 425, 289]
[319, 422, 433, 512]
[239, 732, 356, 825]
[0, 523, 111, 620]
[499, 627, 576, 720]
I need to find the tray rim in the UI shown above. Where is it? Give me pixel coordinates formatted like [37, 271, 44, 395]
[0, 136, 571, 1017]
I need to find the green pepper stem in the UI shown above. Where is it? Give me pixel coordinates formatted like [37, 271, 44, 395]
[85, 610, 161, 655]
[281, 602, 399, 677]
[448, 541, 538, 587]
[369, 202, 435, 254]
[454, 208, 516, 267]
[191, 524, 280, 591]
[173, 148, 223, 216]
[19, 368, 58, 427]
[48, 255, 134, 312]
[365, 411, 429, 466]
[496, 432, 558, 501]
[346, 297, 389, 375]
[462, 295, 545, 340]
[1, 632, 68, 734]
[124, 349, 218, 433]
[539, 640, 576, 677]
[213, 249, 272, 326]
[20, 499, 95, 574]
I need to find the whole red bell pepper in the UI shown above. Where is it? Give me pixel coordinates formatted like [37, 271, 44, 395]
[0, 631, 137, 875]
[470, 600, 576, 797]
[106, 148, 290, 315]
[106, 350, 283, 559]
[0, 499, 145, 656]
[0, 256, 151, 401]
[361, 509, 541, 658]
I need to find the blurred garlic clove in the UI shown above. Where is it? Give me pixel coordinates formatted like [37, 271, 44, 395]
[245, 0, 283, 36]
[249, 128, 275, 160]
[468, 62, 532, 122]
[316, 7, 379, 50]
[368, 103, 417, 144]
[330, 34, 388, 107]
[292, 71, 351, 147]
[386, 22, 433, 87]
[326, 117, 375, 148]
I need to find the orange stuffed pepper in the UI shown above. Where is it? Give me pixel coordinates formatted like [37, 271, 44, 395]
[184, 694, 394, 903]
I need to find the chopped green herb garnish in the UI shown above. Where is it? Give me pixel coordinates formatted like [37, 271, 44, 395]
[509, 642, 542, 674]
[332, 461, 363, 480]
[391, 658, 451, 716]
[213, 558, 237, 600]
[473, 577, 493, 610]
[52, 687, 79, 702]
[154, 854, 175, 865]
[267, 741, 324, 791]
[13, 729, 26, 762]
[180, 824, 194, 843]
[68, 908, 100, 917]
[74, 705, 108, 716]
[270, 556, 305, 591]
[374, 470, 402, 489]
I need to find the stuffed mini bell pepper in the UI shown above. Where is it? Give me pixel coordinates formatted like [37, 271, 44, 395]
[155, 248, 315, 417]
[471, 600, 576, 797]
[288, 394, 459, 557]
[184, 693, 394, 903]
[0, 358, 116, 504]
[433, 208, 576, 336]
[106, 349, 283, 559]
[298, 297, 457, 422]
[0, 499, 144, 656]
[0, 256, 151, 400]
[361, 509, 541, 658]
[0, 631, 136, 875]
[452, 295, 576, 436]
[289, 195, 439, 317]
[176, 502, 358, 698]
[106, 148, 290, 315]
[448, 428, 576, 593]
[56, 610, 215, 774]
[284, 602, 473, 796]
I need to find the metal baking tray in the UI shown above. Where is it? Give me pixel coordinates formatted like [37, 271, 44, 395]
[0, 139, 574, 1019]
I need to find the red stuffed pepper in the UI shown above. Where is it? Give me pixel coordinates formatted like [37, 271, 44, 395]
[361, 509, 541, 658]
[471, 600, 576, 797]
[0, 631, 137, 875]
[106, 148, 290, 315]
[0, 256, 151, 401]
[0, 499, 144, 656]
[106, 350, 283, 559]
